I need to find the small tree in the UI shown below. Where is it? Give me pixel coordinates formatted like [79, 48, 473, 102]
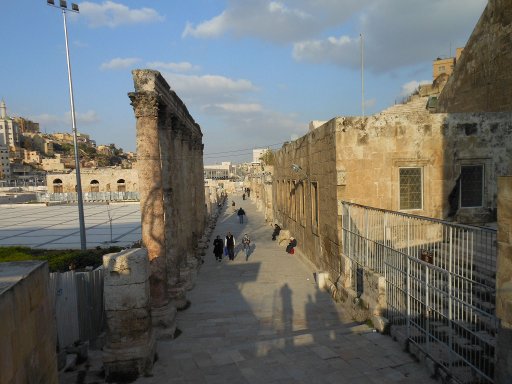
[259, 149, 275, 166]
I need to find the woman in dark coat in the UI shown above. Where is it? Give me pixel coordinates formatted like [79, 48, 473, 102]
[213, 235, 224, 262]
[286, 237, 297, 254]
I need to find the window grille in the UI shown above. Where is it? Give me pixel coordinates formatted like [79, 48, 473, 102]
[399, 167, 422, 210]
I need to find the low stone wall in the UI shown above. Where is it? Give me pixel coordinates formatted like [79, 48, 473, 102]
[0, 261, 58, 384]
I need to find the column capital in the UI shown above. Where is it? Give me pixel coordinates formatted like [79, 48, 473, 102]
[129, 91, 159, 118]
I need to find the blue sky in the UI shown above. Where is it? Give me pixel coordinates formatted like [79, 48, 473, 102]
[2, 0, 486, 163]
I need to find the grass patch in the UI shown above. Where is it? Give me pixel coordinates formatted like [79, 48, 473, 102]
[0, 246, 123, 272]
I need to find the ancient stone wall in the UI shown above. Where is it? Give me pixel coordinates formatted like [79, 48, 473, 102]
[129, 69, 206, 336]
[274, 103, 512, 289]
[437, 1, 512, 112]
[46, 167, 138, 193]
[0, 261, 58, 384]
[495, 176, 512, 383]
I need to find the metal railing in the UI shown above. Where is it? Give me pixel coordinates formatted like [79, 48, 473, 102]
[37, 191, 140, 203]
[342, 202, 498, 384]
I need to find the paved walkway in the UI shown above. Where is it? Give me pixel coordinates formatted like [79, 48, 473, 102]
[0, 202, 141, 249]
[132, 194, 436, 384]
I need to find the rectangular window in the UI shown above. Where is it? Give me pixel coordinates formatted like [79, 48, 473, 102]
[460, 165, 483, 207]
[399, 167, 423, 210]
[311, 181, 319, 232]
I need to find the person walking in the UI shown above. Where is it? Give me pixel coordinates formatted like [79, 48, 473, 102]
[225, 232, 236, 260]
[237, 207, 246, 223]
[242, 233, 251, 261]
[213, 235, 224, 262]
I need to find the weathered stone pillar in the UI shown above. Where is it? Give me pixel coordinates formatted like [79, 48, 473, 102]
[103, 248, 155, 381]
[129, 81, 174, 337]
[129, 68, 205, 315]
[495, 176, 512, 384]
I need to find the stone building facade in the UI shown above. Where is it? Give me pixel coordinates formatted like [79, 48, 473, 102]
[129, 69, 206, 337]
[274, 96, 512, 283]
[46, 167, 138, 193]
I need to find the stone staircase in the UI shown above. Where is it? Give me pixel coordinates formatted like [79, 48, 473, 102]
[379, 95, 430, 117]
[389, 233, 497, 384]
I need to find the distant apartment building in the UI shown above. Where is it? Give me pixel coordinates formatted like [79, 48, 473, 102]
[23, 149, 40, 164]
[96, 145, 113, 155]
[0, 147, 10, 179]
[432, 47, 464, 80]
[41, 154, 65, 171]
[13, 117, 39, 134]
[22, 133, 54, 156]
[50, 132, 74, 144]
[204, 162, 235, 179]
[252, 148, 267, 164]
[0, 100, 20, 151]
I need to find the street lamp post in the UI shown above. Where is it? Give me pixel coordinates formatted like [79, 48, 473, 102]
[47, 0, 86, 250]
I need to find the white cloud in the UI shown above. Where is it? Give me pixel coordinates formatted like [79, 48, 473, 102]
[31, 110, 100, 128]
[100, 57, 140, 70]
[293, 35, 358, 66]
[202, 103, 263, 114]
[146, 61, 199, 73]
[400, 80, 431, 97]
[161, 73, 258, 103]
[182, 13, 228, 39]
[292, 0, 487, 71]
[182, 0, 366, 43]
[79, 1, 164, 28]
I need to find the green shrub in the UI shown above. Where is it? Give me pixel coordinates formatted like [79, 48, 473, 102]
[0, 246, 124, 272]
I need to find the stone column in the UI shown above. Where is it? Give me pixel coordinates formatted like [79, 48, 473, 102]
[495, 176, 512, 384]
[129, 91, 174, 337]
[167, 124, 189, 306]
[103, 248, 156, 380]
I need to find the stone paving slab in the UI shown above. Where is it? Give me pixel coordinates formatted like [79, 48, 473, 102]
[0, 202, 141, 249]
[128, 194, 437, 384]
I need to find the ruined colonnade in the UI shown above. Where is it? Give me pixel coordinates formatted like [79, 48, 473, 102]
[128, 69, 206, 336]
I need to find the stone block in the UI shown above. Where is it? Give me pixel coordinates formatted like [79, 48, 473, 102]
[104, 248, 150, 286]
[106, 308, 152, 343]
[371, 315, 390, 334]
[104, 281, 150, 311]
[316, 272, 330, 290]
[103, 330, 156, 381]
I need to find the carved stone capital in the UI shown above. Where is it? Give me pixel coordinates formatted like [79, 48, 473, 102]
[129, 92, 159, 118]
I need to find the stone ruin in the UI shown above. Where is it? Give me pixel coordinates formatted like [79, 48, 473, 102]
[102, 69, 209, 380]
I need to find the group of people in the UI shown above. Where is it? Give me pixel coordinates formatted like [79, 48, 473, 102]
[212, 191, 297, 262]
[213, 232, 251, 262]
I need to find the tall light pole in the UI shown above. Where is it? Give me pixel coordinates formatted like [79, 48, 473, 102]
[360, 33, 365, 119]
[47, 0, 86, 250]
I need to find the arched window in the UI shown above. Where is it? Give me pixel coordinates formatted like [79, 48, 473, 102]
[90, 179, 100, 193]
[53, 178, 63, 193]
[117, 178, 126, 192]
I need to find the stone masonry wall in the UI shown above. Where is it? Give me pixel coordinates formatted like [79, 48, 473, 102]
[0, 261, 58, 384]
[437, 1, 512, 113]
[46, 168, 139, 193]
